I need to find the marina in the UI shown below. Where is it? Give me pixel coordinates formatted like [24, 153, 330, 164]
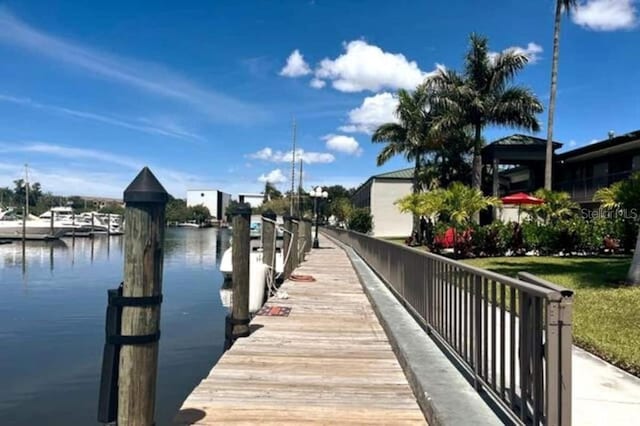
[0, 228, 231, 425]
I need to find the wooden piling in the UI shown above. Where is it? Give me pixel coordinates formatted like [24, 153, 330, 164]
[50, 211, 54, 236]
[118, 167, 168, 426]
[107, 214, 111, 236]
[283, 215, 293, 279]
[72, 212, 76, 239]
[291, 217, 300, 269]
[261, 211, 277, 289]
[91, 212, 95, 235]
[231, 206, 251, 339]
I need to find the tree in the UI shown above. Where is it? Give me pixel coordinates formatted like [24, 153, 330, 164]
[525, 189, 577, 224]
[329, 197, 353, 225]
[348, 208, 373, 234]
[166, 197, 189, 223]
[188, 205, 210, 223]
[372, 86, 439, 237]
[545, 1, 577, 190]
[0, 187, 14, 206]
[13, 179, 43, 207]
[263, 182, 282, 202]
[594, 173, 640, 285]
[429, 34, 543, 195]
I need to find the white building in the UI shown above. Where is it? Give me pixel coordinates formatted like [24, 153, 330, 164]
[238, 193, 264, 208]
[186, 189, 231, 220]
[352, 168, 413, 238]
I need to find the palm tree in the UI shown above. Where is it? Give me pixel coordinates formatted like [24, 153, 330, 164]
[429, 33, 543, 195]
[372, 86, 438, 238]
[545, 0, 577, 190]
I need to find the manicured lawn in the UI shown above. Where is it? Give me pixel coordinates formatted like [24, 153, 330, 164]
[463, 256, 640, 377]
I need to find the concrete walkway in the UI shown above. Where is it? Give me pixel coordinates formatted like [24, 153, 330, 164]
[573, 345, 640, 425]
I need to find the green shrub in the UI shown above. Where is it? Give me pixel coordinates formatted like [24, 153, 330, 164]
[348, 208, 373, 234]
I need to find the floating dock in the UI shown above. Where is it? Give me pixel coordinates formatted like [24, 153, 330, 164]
[175, 235, 426, 425]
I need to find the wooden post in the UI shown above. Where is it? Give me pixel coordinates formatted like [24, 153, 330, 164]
[50, 211, 54, 236]
[72, 212, 76, 239]
[231, 206, 251, 339]
[107, 214, 111, 236]
[283, 215, 293, 279]
[118, 167, 168, 426]
[91, 212, 95, 235]
[261, 211, 277, 290]
[304, 218, 313, 254]
[291, 217, 299, 269]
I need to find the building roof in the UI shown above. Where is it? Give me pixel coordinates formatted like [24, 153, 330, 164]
[484, 134, 563, 149]
[351, 167, 414, 201]
[557, 129, 640, 162]
[372, 167, 415, 180]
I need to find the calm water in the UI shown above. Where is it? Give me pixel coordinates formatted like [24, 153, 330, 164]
[0, 228, 231, 425]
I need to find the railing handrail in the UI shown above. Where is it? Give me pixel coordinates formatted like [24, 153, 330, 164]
[331, 227, 569, 300]
[324, 226, 574, 426]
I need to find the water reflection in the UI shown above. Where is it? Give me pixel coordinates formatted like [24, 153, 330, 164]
[0, 228, 229, 426]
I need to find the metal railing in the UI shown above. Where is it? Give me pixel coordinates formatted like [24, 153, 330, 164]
[324, 227, 573, 426]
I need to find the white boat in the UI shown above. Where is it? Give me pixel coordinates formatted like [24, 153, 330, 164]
[39, 208, 123, 236]
[0, 208, 75, 240]
[177, 221, 202, 228]
[219, 247, 284, 313]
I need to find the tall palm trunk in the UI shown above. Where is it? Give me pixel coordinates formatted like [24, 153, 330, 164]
[472, 123, 482, 190]
[545, 0, 563, 190]
[472, 124, 483, 223]
[627, 228, 640, 285]
[413, 156, 421, 242]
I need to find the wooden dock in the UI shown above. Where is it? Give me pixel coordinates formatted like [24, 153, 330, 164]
[175, 235, 426, 425]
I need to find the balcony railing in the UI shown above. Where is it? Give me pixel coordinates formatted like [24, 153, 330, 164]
[556, 170, 632, 202]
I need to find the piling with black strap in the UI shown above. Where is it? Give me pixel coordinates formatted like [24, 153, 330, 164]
[291, 217, 300, 269]
[301, 218, 312, 257]
[283, 215, 293, 279]
[117, 167, 167, 425]
[231, 206, 251, 342]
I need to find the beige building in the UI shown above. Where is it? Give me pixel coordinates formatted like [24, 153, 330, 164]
[352, 168, 413, 238]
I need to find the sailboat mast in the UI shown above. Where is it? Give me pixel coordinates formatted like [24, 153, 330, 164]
[298, 159, 303, 216]
[290, 117, 296, 216]
[24, 164, 29, 218]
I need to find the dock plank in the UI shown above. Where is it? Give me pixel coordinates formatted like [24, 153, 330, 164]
[175, 235, 426, 425]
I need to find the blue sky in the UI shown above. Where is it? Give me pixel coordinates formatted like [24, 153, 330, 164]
[0, 0, 638, 198]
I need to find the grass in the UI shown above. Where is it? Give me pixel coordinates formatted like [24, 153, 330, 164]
[463, 256, 640, 377]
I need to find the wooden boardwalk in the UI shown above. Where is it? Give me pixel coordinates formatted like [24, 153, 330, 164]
[175, 235, 426, 425]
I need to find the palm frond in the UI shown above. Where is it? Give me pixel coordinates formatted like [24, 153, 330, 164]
[491, 86, 543, 132]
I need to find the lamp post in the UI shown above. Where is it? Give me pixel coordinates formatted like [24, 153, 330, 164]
[310, 186, 328, 248]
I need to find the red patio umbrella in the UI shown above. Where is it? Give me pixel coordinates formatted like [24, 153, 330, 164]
[500, 192, 544, 222]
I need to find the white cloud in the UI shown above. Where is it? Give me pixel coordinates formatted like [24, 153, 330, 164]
[0, 8, 266, 123]
[309, 78, 326, 88]
[572, 0, 637, 30]
[339, 92, 399, 134]
[489, 42, 543, 64]
[0, 142, 225, 197]
[258, 168, 287, 184]
[280, 49, 312, 77]
[0, 94, 203, 142]
[322, 134, 362, 155]
[313, 40, 440, 92]
[248, 147, 335, 164]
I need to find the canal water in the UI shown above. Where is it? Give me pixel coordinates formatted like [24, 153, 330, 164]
[0, 228, 231, 425]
